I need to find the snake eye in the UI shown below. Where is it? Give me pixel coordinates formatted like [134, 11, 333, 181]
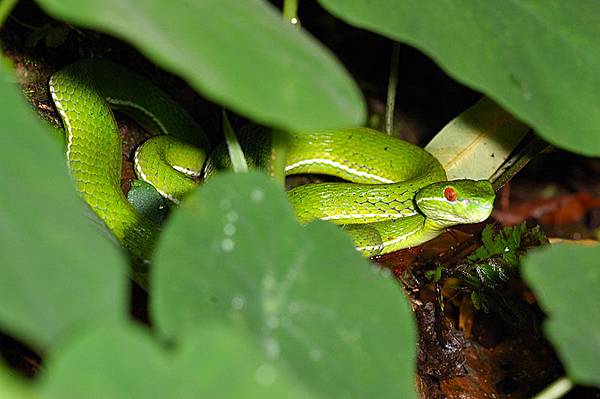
[444, 187, 457, 202]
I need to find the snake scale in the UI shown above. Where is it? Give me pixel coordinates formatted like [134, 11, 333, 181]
[49, 59, 495, 259]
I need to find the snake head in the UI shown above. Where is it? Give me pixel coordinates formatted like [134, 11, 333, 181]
[414, 179, 495, 225]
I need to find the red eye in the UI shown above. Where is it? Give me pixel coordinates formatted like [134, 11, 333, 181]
[444, 187, 457, 202]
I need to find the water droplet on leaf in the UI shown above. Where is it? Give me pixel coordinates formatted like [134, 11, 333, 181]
[221, 238, 235, 252]
[250, 188, 264, 203]
[231, 295, 245, 310]
[255, 364, 277, 386]
[224, 223, 236, 236]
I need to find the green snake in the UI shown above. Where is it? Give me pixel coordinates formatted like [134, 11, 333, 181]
[49, 59, 495, 259]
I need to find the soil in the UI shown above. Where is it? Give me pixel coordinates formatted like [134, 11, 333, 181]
[1, 1, 599, 398]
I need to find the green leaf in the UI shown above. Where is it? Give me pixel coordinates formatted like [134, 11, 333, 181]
[152, 172, 418, 399]
[40, 323, 313, 399]
[470, 291, 481, 310]
[523, 244, 600, 386]
[40, 325, 175, 399]
[481, 224, 501, 255]
[0, 364, 35, 399]
[468, 224, 528, 264]
[425, 265, 443, 282]
[0, 64, 127, 350]
[222, 110, 248, 173]
[317, 0, 600, 156]
[425, 97, 529, 180]
[177, 325, 315, 398]
[35, 0, 365, 131]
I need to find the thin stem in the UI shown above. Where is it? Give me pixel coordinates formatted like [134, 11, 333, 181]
[222, 110, 248, 173]
[9, 15, 37, 30]
[385, 43, 400, 135]
[490, 135, 552, 192]
[531, 377, 573, 399]
[0, 0, 19, 27]
[269, 129, 289, 188]
[283, 0, 300, 27]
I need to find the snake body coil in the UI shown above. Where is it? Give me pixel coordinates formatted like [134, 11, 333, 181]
[49, 59, 495, 259]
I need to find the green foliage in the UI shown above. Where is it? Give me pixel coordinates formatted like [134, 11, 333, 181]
[422, 224, 547, 333]
[2, 0, 600, 395]
[25, 172, 419, 399]
[221, 110, 249, 173]
[34, 0, 365, 131]
[425, 97, 529, 181]
[0, 65, 127, 351]
[0, 364, 34, 399]
[152, 172, 418, 398]
[524, 244, 600, 386]
[424, 265, 443, 283]
[317, 0, 600, 156]
[453, 224, 546, 312]
[0, 56, 419, 395]
[468, 223, 531, 267]
[40, 323, 316, 399]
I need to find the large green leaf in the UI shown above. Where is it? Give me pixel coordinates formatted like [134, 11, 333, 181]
[425, 97, 529, 180]
[0, 364, 35, 399]
[152, 172, 418, 399]
[35, 0, 365, 131]
[40, 323, 313, 399]
[0, 64, 127, 350]
[317, 0, 600, 156]
[40, 325, 175, 399]
[523, 244, 600, 386]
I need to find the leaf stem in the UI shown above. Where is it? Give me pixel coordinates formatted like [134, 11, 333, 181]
[269, 129, 289, 187]
[531, 377, 573, 399]
[283, 0, 300, 27]
[490, 135, 552, 192]
[385, 43, 400, 135]
[0, 0, 18, 27]
[222, 110, 248, 173]
[8, 14, 36, 30]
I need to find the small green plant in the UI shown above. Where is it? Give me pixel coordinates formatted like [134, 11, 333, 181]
[452, 224, 546, 325]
